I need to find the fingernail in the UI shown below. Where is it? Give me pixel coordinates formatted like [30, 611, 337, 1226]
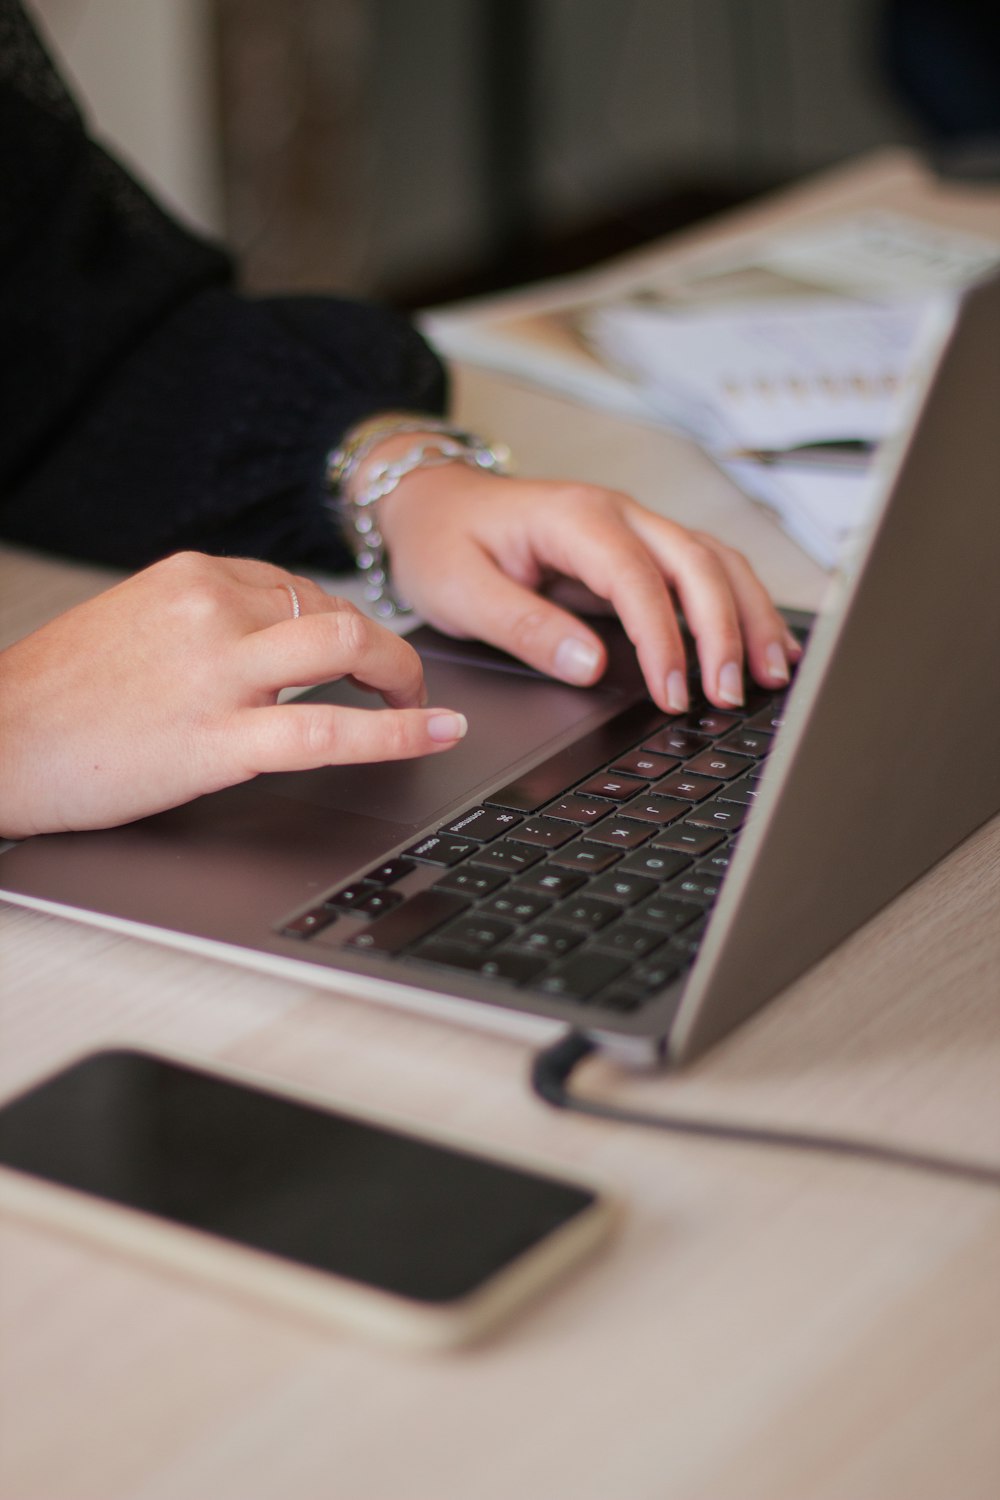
[427, 711, 468, 743]
[718, 661, 744, 705]
[666, 670, 689, 714]
[555, 637, 601, 685]
[764, 642, 790, 683]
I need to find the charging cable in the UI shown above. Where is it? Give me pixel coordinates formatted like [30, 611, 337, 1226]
[531, 1030, 1000, 1189]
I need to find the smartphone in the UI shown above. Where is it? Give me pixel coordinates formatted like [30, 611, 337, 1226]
[0, 1048, 616, 1349]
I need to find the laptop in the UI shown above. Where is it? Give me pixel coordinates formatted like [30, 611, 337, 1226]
[2, 275, 998, 1067]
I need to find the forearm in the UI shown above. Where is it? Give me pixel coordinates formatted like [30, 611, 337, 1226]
[0, 2, 448, 573]
[1, 290, 448, 572]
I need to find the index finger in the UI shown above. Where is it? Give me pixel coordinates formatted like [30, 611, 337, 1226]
[513, 497, 694, 713]
[239, 600, 428, 709]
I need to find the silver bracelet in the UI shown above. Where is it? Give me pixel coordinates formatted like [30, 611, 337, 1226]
[326, 422, 512, 619]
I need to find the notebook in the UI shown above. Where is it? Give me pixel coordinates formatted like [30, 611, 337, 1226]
[1, 273, 998, 1068]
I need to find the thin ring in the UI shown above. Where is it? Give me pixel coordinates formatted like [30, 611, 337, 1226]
[284, 583, 301, 620]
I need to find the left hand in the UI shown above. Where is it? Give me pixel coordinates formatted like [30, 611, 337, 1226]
[376, 460, 800, 715]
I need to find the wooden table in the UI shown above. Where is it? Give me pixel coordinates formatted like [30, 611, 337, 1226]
[2, 152, 999, 1500]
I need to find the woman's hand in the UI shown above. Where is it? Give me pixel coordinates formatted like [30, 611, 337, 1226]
[0, 551, 466, 838]
[377, 460, 801, 715]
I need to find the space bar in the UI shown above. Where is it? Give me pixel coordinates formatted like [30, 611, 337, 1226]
[485, 700, 669, 813]
[346, 889, 469, 955]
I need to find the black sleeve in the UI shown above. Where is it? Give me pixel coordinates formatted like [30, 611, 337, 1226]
[0, 0, 448, 572]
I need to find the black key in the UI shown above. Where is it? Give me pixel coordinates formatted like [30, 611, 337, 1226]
[662, 871, 723, 906]
[669, 926, 707, 960]
[716, 728, 774, 759]
[685, 797, 748, 832]
[542, 794, 613, 825]
[610, 749, 678, 779]
[409, 941, 548, 987]
[583, 818, 652, 850]
[651, 822, 727, 856]
[618, 793, 688, 827]
[547, 843, 622, 874]
[673, 709, 741, 737]
[617, 849, 692, 882]
[507, 817, 579, 850]
[468, 840, 544, 874]
[695, 849, 736, 877]
[630, 950, 690, 990]
[484, 701, 670, 812]
[437, 914, 517, 950]
[592, 923, 666, 959]
[366, 857, 416, 886]
[576, 772, 648, 801]
[629, 893, 703, 932]
[536, 952, 630, 1001]
[745, 700, 787, 733]
[553, 895, 622, 932]
[432, 867, 508, 899]
[408, 940, 486, 974]
[279, 906, 337, 938]
[402, 833, 476, 867]
[587, 871, 658, 905]
[653, 771, 723, 803]
[684, 748, 754, 781]
[511, 866, 587, 899]
[642, 726, 711, 758]
[479, 889, 553, 923]
[506, 921, 585, 959]
[346, 889, 469, 954]
[441, 806, 524, 841]
[715, 772, 762, 807]
[596, 988, 646, 1013]
[324, 881, 378, 912]
[353, 890, 405, 920]
[478, 950, 550, 984]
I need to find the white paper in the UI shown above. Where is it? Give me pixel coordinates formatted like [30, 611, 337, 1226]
[421, 208, 997, 570]
[585, 297, 926, 452]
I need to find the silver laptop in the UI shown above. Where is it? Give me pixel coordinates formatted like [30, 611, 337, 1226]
[2, 275, 998, 1067]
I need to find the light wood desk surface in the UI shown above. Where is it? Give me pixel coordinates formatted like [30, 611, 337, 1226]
[2, 153, 999, 1500]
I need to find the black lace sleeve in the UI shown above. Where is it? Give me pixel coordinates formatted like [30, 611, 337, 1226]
[0, 0, 447, 571]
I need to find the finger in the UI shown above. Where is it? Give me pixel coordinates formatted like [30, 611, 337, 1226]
[234, 702, 468, 773]
[238, 602, 428, 708]
[429, 543, 612, 691]
[694, 535, 797, 690]
[163, 551, 314, 603]
[509, 503, 692, 712]
[155, 552, 335, 632]
[205, 556, 352, 634]
[625, 508, 748, 707]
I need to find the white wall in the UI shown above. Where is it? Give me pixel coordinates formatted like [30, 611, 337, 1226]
[29, 0, 222, 233]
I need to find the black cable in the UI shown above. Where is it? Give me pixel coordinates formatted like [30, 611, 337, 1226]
[531, 1030, 1000, 1189]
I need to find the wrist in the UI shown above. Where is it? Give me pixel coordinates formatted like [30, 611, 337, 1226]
[325, 415, 512, 618]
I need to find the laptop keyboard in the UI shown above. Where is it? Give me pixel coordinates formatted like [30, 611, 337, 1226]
[278, 670, 792, 1018]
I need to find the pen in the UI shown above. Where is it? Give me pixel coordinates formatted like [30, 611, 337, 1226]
[724, 439, 877, 470]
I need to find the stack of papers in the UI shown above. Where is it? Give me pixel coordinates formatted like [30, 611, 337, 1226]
[584, 296, 927, 569]
[423, 209, 1000, 570]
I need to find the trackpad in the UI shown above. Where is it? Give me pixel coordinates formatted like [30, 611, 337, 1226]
[263, 653, 622, 829]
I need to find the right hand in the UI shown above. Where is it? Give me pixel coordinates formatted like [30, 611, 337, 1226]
[0, 551, 467, 838]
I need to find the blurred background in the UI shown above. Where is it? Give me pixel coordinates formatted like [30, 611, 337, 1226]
[30, 0, 1000, 308]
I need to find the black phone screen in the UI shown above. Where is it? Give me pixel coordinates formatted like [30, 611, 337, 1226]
[0, 1050, 595, 1304]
